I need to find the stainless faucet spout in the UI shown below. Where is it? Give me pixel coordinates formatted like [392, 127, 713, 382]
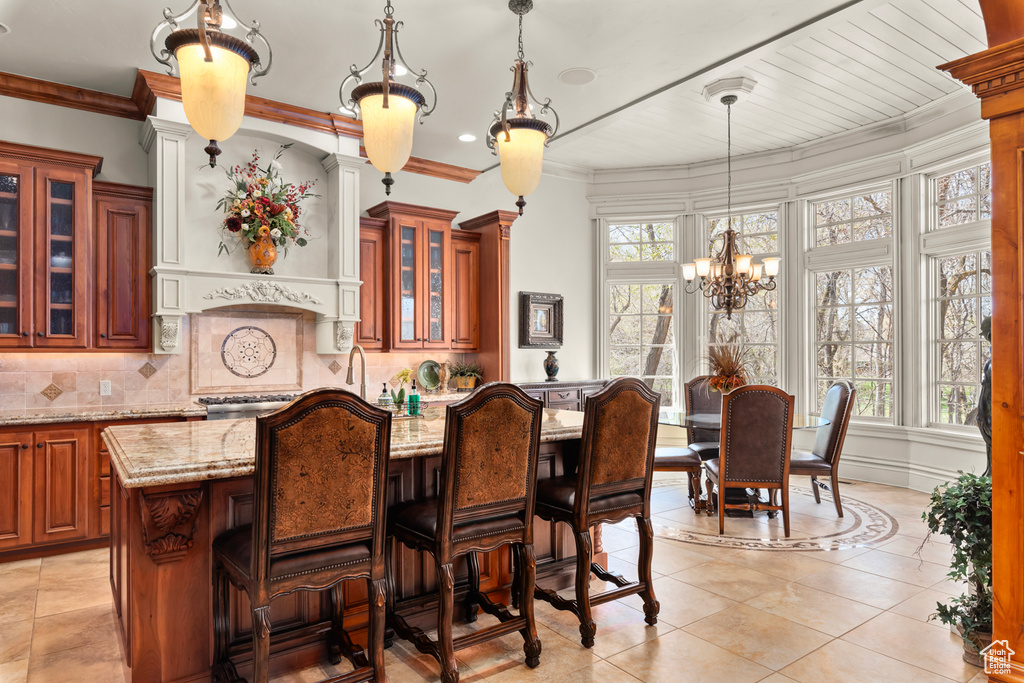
[347, 344, 368, 400]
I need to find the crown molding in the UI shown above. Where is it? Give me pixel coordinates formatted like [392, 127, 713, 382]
[365, 201, 461, 223]
[0, 140, 103, 176]
[0, 70, 145, 121]
[357, 146, 482, 184]
[93, 180, 153, 201]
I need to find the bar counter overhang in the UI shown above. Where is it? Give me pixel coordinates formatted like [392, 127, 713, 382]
[101, 406, 590, 682]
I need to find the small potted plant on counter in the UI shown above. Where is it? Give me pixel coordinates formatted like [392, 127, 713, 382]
[449, 361, 483, 392]
[390, 368, 413, 412]
[923, 471, 992, 665]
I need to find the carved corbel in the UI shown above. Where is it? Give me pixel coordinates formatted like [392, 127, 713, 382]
[157, 315, 181, 352]
[139, 487, 204, 563]
[336, 321, 354, 353]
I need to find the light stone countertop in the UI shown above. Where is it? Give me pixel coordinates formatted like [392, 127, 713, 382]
[102, 406, 587, 489]
[0, 403, 208, 427]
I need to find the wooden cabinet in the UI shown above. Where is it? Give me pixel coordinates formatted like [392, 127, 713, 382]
[355, 217, 386, 351]
[0, 431, 33, 550]
[0, 162, 34, 348]
[94, 182, 152, 350]
[363, 201, 480, 352]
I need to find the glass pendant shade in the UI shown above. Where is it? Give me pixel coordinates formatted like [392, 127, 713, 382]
[495, 119, 550, 198]
[763, 257, 781, 277]
[735, 254, 753, 274]
[682, 263, 697, 281]
[355, 83, 424, 174]
[695, 258, 712, 278]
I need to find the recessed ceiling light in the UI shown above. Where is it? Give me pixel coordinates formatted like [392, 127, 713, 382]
[558, 67, 596, 86]
[458, 133, 476, 142]
[0, 23, 11, 35]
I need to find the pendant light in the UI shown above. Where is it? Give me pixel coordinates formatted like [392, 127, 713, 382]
[682, 78, 779, 319]
[486, 0, 560, 216]
[151, 0, 273, 167]
[339, 0, 437, 195]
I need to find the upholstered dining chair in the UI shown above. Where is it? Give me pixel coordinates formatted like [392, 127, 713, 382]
[703, 384, 795, 537]
[653, 447, 702, 508]
[211, 388, 392, 683]
[532, 376, 661, 648]
[686, 375, 723, 461]
[790, 380, 855, 517]
[387, 382, 544, 683]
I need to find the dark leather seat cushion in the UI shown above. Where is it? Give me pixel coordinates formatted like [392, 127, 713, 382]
[214, 525, 371, 581]
[689, 442, 720, 460]
[654, 447, 701, 468]
[704, 457, 720, 481]
[388, 500, 525, 544]
[790, 450, 832, 473]
[535, 475, 643, 516]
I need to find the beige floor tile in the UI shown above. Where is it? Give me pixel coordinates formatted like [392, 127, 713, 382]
[601, 526, 640, 553]
[38, 549, 109, 586]
[757, 675, 800, 683]
[780, 638, 957, 683]
[888, 589, 953, 623]
[0, 620, 31, 665]
[32, 576, 111, 618]
[0, 659, 28, 683]
[839, 549, 951, 588]
[607, 629, 772, 683]
[272, 663, 336, 682]
[744, 582, 881, 637]
[0, 592, 36, 627]
[30, 605, 118, 657]
[672, 560, 788, 602]
[378, 637, 444, 683]
[534, 597, 673, 658]
[713, 548, 833, 581]
[683, 603, 831, 670]
[455, 623, 598, 682]
[931, 577, 969, 597]
[805, 546, 873, 564]
[476, 657, 643, 683]
[26, 639, 126, 683]
[598, 550, 664, 582]
[876, 534, 953, 566]
[0, 559, 40, 576]
[0, 564, 40, 597]
[841, 611, 980, 682]
[619, 575, 736, 628]
[796, 564, 923, 609]
[611, 539, 711, 576]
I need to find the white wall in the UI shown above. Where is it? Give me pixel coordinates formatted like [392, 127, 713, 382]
[358, 165, 595, 384]
[0, 96, 149, 185]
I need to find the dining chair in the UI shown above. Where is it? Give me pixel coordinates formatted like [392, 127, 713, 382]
[532, 376, 661, 648]
[790, 380, 855, 517]
[386, 382, 544, 683]
[653, 446, 702, 508]
[686, 375, 723, 461]
[703, 384, 795, 537]
[211, 388, 392, 683]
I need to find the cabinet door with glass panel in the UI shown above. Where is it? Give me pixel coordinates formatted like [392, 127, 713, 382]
[33, 167, 89, 348]
[388, 218, 453, 350]
[0, 162, 34, 348]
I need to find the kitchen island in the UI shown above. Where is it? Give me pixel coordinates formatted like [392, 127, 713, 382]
[102, 406, 591, 682]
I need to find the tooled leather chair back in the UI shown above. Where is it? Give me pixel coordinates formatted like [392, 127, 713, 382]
[576, 377, 660, 520]
[813, 380, 855, 465]
[436, 382, 544, 549]
[251, 388, 392, 585]
[720, 385, 794, 487]
[686, 375, 722, 443]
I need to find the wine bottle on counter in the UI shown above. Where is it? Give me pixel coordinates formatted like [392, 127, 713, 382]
[409, 379, 421, 415]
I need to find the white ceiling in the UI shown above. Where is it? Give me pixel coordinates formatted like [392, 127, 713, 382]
[0, 0, 985, 173]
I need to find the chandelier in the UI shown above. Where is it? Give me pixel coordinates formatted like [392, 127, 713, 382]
[151, 0, 273, 167]
[486, 0, 559, 216]
[683, 79, 779, 319]
[340, 0, 436, 196]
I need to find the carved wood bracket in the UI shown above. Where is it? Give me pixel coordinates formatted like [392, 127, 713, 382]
[140, 487, 204, 564]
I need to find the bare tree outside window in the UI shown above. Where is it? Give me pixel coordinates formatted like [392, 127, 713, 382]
[936, 253, 992, 425]
[813, 191, 892, 247]
[609, 283, 675, 406]
[707, 212, 780, 384]
[936, 163, 992, 228]
[608, 223, 674, 262]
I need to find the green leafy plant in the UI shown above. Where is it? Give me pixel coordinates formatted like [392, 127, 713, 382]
[448, 361, 483, 379]
[390, 368, 413, 404]
[923, 472, 992, 650]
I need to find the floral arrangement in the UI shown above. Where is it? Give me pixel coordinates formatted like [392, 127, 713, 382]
[216, 145, 317, 255]
[705, 337, 750, 393]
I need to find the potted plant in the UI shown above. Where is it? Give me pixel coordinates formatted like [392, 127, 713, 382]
[705, 336, 751, 393]
[390, 368, 413, 411]
[449, 361, 482, 392]
[923, 471, 993, 665]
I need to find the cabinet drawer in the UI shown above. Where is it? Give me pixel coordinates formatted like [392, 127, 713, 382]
[547, 400, 579, 411]
[99, 475, 111, 507]
[549, 388, 581, 404]
[524, 390, 546, 403]
[99, 506, 110, 536]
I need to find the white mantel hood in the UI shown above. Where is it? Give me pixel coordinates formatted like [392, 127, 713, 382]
[140, 107, 364, 355]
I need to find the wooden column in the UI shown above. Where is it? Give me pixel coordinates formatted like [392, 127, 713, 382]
[459, 211, 518, 383]
[943, 6, 1024, 678]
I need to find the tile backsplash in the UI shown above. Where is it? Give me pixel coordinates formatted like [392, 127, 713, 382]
[0, 310, 469, 417]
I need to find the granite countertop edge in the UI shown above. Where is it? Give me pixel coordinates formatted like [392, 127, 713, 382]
[0, 405, 207, 427]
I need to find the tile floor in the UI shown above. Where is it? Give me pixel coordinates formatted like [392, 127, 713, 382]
[0, 476, 990, 682]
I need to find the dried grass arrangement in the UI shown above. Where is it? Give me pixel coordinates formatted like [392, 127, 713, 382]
[705, 336, 751, 393]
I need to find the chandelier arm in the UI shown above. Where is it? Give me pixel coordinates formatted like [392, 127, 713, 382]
[150, 2, 202, 74]
[389, 23, 437, 119]
[196, 2, 214, 61]
[683, 279, 705, 295]
[338, 20, 387, 117]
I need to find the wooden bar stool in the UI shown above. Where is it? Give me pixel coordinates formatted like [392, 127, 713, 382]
[386, 382, 545, 683]
[211, 389, 392, 683]
[532, 376, 661, 648]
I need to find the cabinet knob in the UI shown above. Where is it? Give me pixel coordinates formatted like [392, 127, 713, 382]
[377, 337, 381, 342]
[100, 333, 106, 338]
[21, 332, 28, 337]
[20, 444, 28, 450]
[36, 332, 42, 337]
[36, 443, 42, 449]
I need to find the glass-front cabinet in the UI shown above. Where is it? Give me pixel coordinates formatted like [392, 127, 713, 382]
[0, 163, 32, 347]
[36, 170, 88, 346]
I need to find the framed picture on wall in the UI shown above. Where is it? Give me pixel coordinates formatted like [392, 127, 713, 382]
[519, 292, 563, 348]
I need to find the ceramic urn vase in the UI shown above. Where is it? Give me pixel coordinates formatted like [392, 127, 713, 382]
[249, 234, 277, 275]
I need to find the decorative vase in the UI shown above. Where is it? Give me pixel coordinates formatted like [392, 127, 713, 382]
[437, 361, 451, 395]
[543, 351, 559, 382]
[248, 234, 277, 275]
[454, 376, 477, 392]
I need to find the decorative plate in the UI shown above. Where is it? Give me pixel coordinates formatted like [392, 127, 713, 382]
[417, 360, 441, 390]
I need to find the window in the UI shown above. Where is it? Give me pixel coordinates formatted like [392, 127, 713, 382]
[936, 163, 992, 228]
[608, 222, 674, 262]
[815, 266, 894, 418]
[935, 252, 992, 425]
[609, 283, 675, 405]
[813, 190, 892, 247]
[707, 212, 780, 384]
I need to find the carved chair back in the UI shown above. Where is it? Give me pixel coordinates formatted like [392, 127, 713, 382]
[813, 380, 856, 465]
[251, 388, 392, 587]
[719, 385, 794, 488]
[686, 375, 722, 443]
[436, 382, 544, 557]
[575, 377, 660, 524]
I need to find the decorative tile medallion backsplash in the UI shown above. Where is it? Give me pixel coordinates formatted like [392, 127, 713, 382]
[191, 311, 302, 394]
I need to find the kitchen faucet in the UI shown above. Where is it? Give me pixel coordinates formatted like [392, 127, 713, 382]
[345, 344, 367, 400]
